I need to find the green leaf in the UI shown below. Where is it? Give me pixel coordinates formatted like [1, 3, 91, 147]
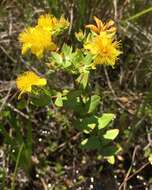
[148, 153, 152, 165]
[31, 93, 51, 107]
[83, 53, 93, 66]
[98, 114, 115, 129]
[0, 124, 14, 145]
[63, 90, 84, 114]
[64, 60, 72, 68]
[75, 116, 98, 133]
[62, 44, 73, 55]
[76, 72, 89, 89]
[81, 136, 101, 150]
[105, 156, 115, 165]
[103, 129, 119, 140]
[85, 95, 101, 114]
[17, 100, 27, 110]
[0, 110, 11, 118]
[55, 92, 63, 107]
[51, 52, 63, 64]
[100, 145, 120, 156]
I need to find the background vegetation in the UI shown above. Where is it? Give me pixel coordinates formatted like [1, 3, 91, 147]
[0, 0, 152, 189]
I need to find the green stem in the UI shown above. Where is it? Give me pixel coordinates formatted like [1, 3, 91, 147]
[124, 6, 152, 22]
[11, 143, 24, 190]
[2, 169, 6, 190]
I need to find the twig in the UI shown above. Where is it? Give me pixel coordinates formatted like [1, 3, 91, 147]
[126, 162, 149, 181]
[68, 2, 74, 35]
[0, 86, 12, 112]
[6, 103, 30, 120]
[119, 147, 149, 190]
[123, 145, 140, 190]
[119, 145, 139, 190]
[40, 178, 48, 190]
[6, 102, 38, 124]
[0, 45, 16, 64]
[126, 58, 143, 88]
[144, 126, 152, 150]
[127, 116, 146, 144]
[113, 0, 118, 21]
[104, 67, 134, 115]
[119, 162, 149, 190]
[118, 0, 129, 20]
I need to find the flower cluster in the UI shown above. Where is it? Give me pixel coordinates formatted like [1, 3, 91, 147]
[84, 16, 121, 67]
[16, 71, 47, 99]
[15, 15, 121, 164]
[19, 14, 69, 58]
[16, 15, 122, 98]
[17, 14, 69, 98]
[37, 14, 69, 34]
[19, 26, 57, 58]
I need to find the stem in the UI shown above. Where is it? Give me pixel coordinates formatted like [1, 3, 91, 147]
[11, 143, 24, 190]
[2, 169, 6, 190]
[125, 6, 152, 22]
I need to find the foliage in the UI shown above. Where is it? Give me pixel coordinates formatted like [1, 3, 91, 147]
[16, 14, 121, 165]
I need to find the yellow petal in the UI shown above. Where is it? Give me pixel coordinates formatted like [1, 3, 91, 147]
[93, 16, 103, 30]
[36, 78, 47, 86]
[33, 49, 43, 59]
[107, 27, 116, 33]
[22, 44, 31, 55]
[106, 20, 115, 28]
[16, 71, 47, 99]
[17, 86, 31, 99]
[49, 42, 57, 51]
[85, 24, 99, 33]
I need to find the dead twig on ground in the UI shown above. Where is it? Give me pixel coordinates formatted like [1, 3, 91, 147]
[0, 86, 12, 112]
[104, 66, 135, 115]
[119, 145, 149, 190]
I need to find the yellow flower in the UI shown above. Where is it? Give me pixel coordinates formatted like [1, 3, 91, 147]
[58, 16, 70, 30]
[86, 16, 116, 35]
[19, 26, 57, 58]
[37, 14, 58, 32]
[75, 30, 86, 42]
[16, 71, 47, 98]
[84, 32, 121, 67]
[37, 14, 69, 34]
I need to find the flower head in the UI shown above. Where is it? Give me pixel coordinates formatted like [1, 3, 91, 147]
[58, 16, 70, 30]
[16, 71, 47, 98]
[19, 26, 57, 58]
[37, 14, 58, 32]
[37, 14, 69, 34]
[86, 16, 116, 35]
[75, 30, 86, 42]
[84, 32, 121, 67]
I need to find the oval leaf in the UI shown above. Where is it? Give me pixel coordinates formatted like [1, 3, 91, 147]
[55, 92, 63, 107]
[86, 95, 101, 114]
[103, 129, 119, 140]
[98, 113, 115, 129]
[81, 136, 100, 150]
[105, 156, 115, 165]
